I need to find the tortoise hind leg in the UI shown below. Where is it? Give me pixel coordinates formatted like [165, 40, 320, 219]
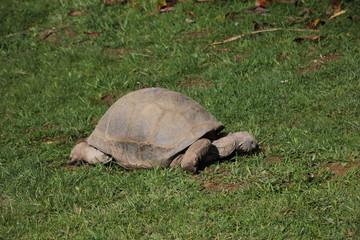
[180, 138, 212, 173]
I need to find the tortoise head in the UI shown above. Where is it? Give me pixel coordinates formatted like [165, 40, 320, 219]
[233, 131, 258, 153]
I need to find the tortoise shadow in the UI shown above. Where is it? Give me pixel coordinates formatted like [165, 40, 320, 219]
[197, 146, 263, 172]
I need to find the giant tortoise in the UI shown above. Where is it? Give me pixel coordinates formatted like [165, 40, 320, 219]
[70, 87, 258, 172]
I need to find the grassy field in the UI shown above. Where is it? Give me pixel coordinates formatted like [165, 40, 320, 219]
[1, 0, 359, 239]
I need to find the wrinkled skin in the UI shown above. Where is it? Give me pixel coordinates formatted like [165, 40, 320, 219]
[70, 131, 258, 173]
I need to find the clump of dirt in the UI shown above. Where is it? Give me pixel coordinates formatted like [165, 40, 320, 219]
[100, 94, 116, 105]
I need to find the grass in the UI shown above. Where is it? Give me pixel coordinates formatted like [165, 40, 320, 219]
[1, 0, 359, 239]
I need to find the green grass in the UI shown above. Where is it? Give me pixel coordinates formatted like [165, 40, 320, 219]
[1, 0, 359, 239]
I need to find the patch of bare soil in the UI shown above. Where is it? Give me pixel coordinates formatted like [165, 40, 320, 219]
[298, 53, 342, 73]
[267, 155, 282, 163]
[326, 162, 359, 178]
[178, 29, 209, 41]
[44, 136, 68, 144]
[234, 53, 246, 62]
[105, 48, 131, 58]
[193, 167, 245, 193]
[74, 137, 87, 143]
[41, 28, 78, 44]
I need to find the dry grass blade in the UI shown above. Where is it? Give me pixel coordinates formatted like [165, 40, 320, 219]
[210, 28, 320, 46]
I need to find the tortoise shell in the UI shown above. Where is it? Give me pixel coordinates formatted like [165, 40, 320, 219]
[87, 88, 223, 168]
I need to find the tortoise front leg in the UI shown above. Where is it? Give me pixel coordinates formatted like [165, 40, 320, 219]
[170, 138, 212, 172]
[211, 131, 258, 158]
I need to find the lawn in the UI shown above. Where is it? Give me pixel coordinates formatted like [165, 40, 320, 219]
[1, 0, 359, 239]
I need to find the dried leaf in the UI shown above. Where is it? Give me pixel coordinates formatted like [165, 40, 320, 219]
[294, 35, 325, 43]
[329, 10, 347, 20]
[245, 6, 270, 13]
[68, 11, 86, 16]
[159, 7, 175, 12]
[282, 0, 298, 3]
[253, 21, 261, 30]
[255, 0, 267, 7]
[214, 48, 230, 52]
[84, 32, 101, 37]
[312, 18, 321, 28]
[157, 0, 177, 9]
[301, 7, 313, 15]
[185, 18, 195, 23]
[131, 2, 141, 7]
[187, 11, 195, 17]
[332, 1, 340, 9]
[157, 1, 167, 10]
[326, 6, 332, 15]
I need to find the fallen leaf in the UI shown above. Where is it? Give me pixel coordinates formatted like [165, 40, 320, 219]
[326, 6, 333, 15]
[195, 0, 214, 2]
[185, 18, 195, 23]
[159, 6, 175, 12]
[244, 6, 270, 13]
[68, 11, 86, 16]
[282, 0, 298, 3]
[332, 1, 341, 9]
[187, 11, 195, 17]
[253, 21, 261, 30]
[157, 0, 177, 10]
[300, 7, 313, 15]
[84, 32, 101, 37]
[214, 48, 230, 52]
[157, 0, 167, 9]
[312, 18, 321, 28]
[294, 35, 325, 43]
[131, 2, 141, 7]
[255, 0, 267, 7]
[329, 10, 347, 20]
[102, 0, 130, 5]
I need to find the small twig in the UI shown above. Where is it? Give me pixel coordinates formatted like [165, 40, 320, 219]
[0, 27, 58, 40]
[0, 30, 32, 39]
[210, 28, 320, 46]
